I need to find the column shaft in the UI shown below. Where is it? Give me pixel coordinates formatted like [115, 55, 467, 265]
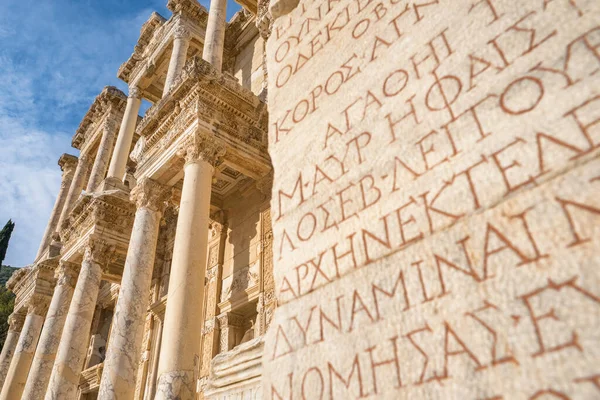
[22, 263, 79, 400]
[106, 90, 141, 182]
[202, 0, 228, 71]
[0, 314, 24, 391]
[36, 155, 77, 260]
[56, 155, 90, 234]
[99, 179, 168, 399]
[0, 297, 49, 400]
[86, 122, 118, 193]
[164, 30, 191, 96]
[45, 240, 112, 400]
[155, 160, 214, 400]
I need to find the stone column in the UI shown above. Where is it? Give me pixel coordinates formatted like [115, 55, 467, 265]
[163, 24, 191, 96]
[0, 314, 25, 391]
[106, 87, 142, 183]
[0, 295, 50, 400]
[86, 120, 118, 193]
[98, 178, 169, 399]
[21, 262, 80, 400]
[56, 154, 91, 235]
[45, 239, 114, 400]
[36, 155, 78, 260]
[155, 133, 224, 400]
[202, 0, 228, 71]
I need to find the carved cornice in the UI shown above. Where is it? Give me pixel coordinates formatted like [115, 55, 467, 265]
[72, 86, 127, 150]
[134, 56, 268, 169]
[178, 131, 226, 167]
[167, 0, 209, 21]
[130, 178, 171, 212]
[6, 266, 30, 291]
[60, 193, 136, 250]
[118, 12, 167, 84]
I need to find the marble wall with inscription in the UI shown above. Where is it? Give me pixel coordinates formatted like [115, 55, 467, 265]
[264, 0, 600, 398]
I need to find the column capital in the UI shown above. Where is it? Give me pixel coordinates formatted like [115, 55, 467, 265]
[7, 313, 25, 332]
[78, 152, 92, 167]
[129, 86, 143, 99]
[55, 261, 80, 289]
[130, 178, 172, 213]
[178, 131, 226, 167]
[82, 238, 116, 267]
[27, 294, 51, 317]
[174, 23, 192, 40]
[58, 154, 78, 176]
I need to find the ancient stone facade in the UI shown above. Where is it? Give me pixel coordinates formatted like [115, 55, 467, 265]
[2, 1, 273, 399]
[3, 0, 600, 399]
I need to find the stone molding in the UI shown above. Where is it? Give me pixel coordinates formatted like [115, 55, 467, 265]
[130, 178, 171, 212]
[58, 154, 78, 177]
[178, 131, 226, 167]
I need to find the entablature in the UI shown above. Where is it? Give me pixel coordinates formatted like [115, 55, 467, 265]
[132, 56, 270, 190]
[72, 86, 127, 151]
[118, 3, 209, 102]
[8, 258, 57, 314]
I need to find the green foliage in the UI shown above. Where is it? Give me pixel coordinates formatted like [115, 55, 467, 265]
[0, 265, 16, 351]
[0, 220, 15, 266]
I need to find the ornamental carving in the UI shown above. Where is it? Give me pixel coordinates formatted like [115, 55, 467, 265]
[177, 131, 226, 167]
[83, 238, 116, 267]
[129, 86, 142, 99]
[8, 313, 25, 332]
[130, 178, 171, 212]
[174, 24, 191, 40]
[59, 154, 78, 177]
[28, 294, 51, 317]
[55, 261, 80, 289]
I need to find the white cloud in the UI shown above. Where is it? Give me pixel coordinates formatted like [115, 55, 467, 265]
[0, 1, 160, 266]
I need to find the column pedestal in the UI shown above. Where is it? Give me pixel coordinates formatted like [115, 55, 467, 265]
[155, 133, 224, 400]
[106, 88, 142, 183]
[21, 262, 79, 400]
[98, 179, 169, 399]
[36, 155, 78, 260]
[0, 296, 49, 400]
[0, 314, 25, 391]
[44, 239, 113, 400]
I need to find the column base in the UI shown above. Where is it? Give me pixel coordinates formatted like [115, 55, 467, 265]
[99, 177, 130, 193]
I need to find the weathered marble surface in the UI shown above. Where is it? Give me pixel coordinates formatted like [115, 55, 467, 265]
[0, 312, 45, 400]
[21, 263, 79, 400]
[86, 121, 118, 193]
[45, 241, 111, 400]
[0, 314, 24, 391]
[264, 0, 600, 398]
[99, 179, 168, 399]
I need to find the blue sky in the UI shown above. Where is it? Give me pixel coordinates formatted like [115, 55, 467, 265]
[0, 0, 240, 266]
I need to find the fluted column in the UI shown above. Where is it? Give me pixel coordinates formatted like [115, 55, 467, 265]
[0, 295, 50, 400]
[21, 262, 80, 400]
[45, 239, 114, 400]
[0, 314, 25, 391]
[106, 87, 142, 182]
[86, 120, 118, 193]
[203, 0, 227, 71]
[56, 154, 91, 235]
[164, 24, 191, 96]
[155, 132, 224, 400]
[36, 155, 78, 260]
[98, 178, 170, 399]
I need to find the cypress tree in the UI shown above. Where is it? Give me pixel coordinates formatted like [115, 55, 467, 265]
[0, 220, 15, 266]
